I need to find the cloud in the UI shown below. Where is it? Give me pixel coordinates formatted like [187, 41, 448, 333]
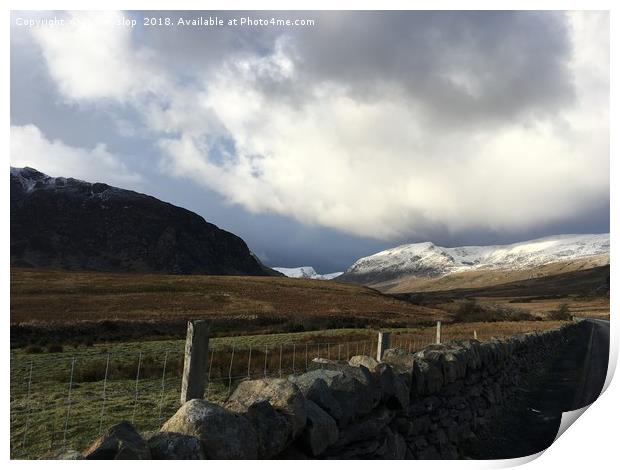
[10, 124, 143, 186]
[29, 11, 164, 102]
[23, 10, 609, 241]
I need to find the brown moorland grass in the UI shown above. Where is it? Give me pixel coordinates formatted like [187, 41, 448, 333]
[10, 267, 446, 325]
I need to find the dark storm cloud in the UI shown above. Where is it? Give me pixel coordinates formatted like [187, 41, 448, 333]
[131, 11, 575, 127]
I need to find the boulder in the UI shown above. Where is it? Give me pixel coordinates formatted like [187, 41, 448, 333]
[288, 370, 343, 423]
[300, 400, 339, 457]
[382, 349, 415, 386]
[309, 359, 382, 420]
[83, 421, 150, 460]
[147, 432, 205, 460]
[384, 428, 407, 459]
[333, 405, 394, 448]
[370, 362, 410, 409]
[228, 399, 292, 458]
[160, 399, 258, 459]
[57, 450, 83, 460]
[324, 439, 381, 459]
[412, 355, 444, 395]
[228, 378, 307, 437]
[348, 355, 379, 371]
[417, 346, 466, 386]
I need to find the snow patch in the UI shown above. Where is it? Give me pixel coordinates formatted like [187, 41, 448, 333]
[273, 266, 343, 280]
[344, 234, 610, 280]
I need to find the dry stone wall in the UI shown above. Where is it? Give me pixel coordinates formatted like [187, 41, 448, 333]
[81, 321, 586, 460]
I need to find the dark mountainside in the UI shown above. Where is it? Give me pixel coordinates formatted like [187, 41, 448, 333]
[10, 167, 276, 276]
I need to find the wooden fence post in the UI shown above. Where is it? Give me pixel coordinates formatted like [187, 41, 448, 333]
[436, 321, 442, 344]
[377, 332, 391, 361]
[181, 320, 210, 404]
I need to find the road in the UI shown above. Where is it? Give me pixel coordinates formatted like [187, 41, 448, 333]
[572, 318, 609, 408]
[463, 319, 610, 459]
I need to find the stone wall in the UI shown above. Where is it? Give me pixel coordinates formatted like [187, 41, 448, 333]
[81, 321, 587, 460]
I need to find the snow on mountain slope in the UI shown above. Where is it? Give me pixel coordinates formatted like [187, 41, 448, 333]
[340, 234, 610, 285]
[273, 266, 344, 280]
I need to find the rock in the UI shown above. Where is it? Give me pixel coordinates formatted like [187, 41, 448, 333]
[454, 340, 482, 372]
[57, 450, 83, 460]
[439, 443, 459, 459]
[428, 428, 448, 446]
[309, 359, 382, 420]
[412, 355, 444, 394]
[228, 378, 307, 437]
[348, 355, 380, 371]
[382, 349, 415, 386]
[393, 376, 410, 409]
[83, 421, 150, 460]
[333, 405, 394, 447]
[324, 439, 381, 459]
[147, 432, 205, 459]
[160, 399, 258, 459]
[300, 400, 339, 457]
[413, 435, 429, 451]
[384, 429, 407, 459]
[410, 415, 432, 435]
[274, 446, 310, 459]
[393, 416, 414, 437]
[227, 399, 292, 458]
[288, 370, 343, 423]
[416, 445, 441, 459]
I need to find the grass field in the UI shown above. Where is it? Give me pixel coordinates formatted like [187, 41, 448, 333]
[10, 267, 444, 323]
[10, 267, 449, 347]
[10, 321, 566, 459]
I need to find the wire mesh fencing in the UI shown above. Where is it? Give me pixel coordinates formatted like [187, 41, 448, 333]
[11, 326, 487, 459]
[10, 336, 399, 459]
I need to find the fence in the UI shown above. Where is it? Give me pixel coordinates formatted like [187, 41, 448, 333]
[10, 320, 555, 459]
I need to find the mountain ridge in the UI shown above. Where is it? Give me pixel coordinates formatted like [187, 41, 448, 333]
[10, 167, 277, 276]
[338, 233, 610, 291]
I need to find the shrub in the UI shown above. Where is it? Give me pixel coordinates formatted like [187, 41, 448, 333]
[24, 345, 44, 354]
[453, 299, 537, 323]
[548, 303, 571, 321]
[46, 344, 64, 353]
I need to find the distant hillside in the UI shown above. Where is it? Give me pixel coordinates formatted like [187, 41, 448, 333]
[395, 265, 610, 303]
[338, 234, 609, 292]
[10, 167, 276, 276]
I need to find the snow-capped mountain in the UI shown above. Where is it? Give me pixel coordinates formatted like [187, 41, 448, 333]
[272, 266, 343, 280]
[339, 234, 610, 286]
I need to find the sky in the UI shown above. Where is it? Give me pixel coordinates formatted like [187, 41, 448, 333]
[10, 11, 609, 273]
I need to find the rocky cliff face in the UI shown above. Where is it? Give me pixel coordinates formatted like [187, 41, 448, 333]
[10, 167, 275, 276]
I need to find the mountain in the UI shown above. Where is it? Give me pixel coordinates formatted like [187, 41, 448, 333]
[10, 167, 276, 276]
[338, 234, 610, 293]
[272, 266, 343, 280]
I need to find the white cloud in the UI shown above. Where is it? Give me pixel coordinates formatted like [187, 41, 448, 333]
[30, 11, 163, 102]
[25, 11, 609, 240]
[10, 124, 143, 187]
[156, 14, 608, 239]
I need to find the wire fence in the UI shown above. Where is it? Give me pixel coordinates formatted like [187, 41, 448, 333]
[10, 323, 542, 459]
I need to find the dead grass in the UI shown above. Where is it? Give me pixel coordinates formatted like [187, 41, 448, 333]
[10, 267, 444, 326]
